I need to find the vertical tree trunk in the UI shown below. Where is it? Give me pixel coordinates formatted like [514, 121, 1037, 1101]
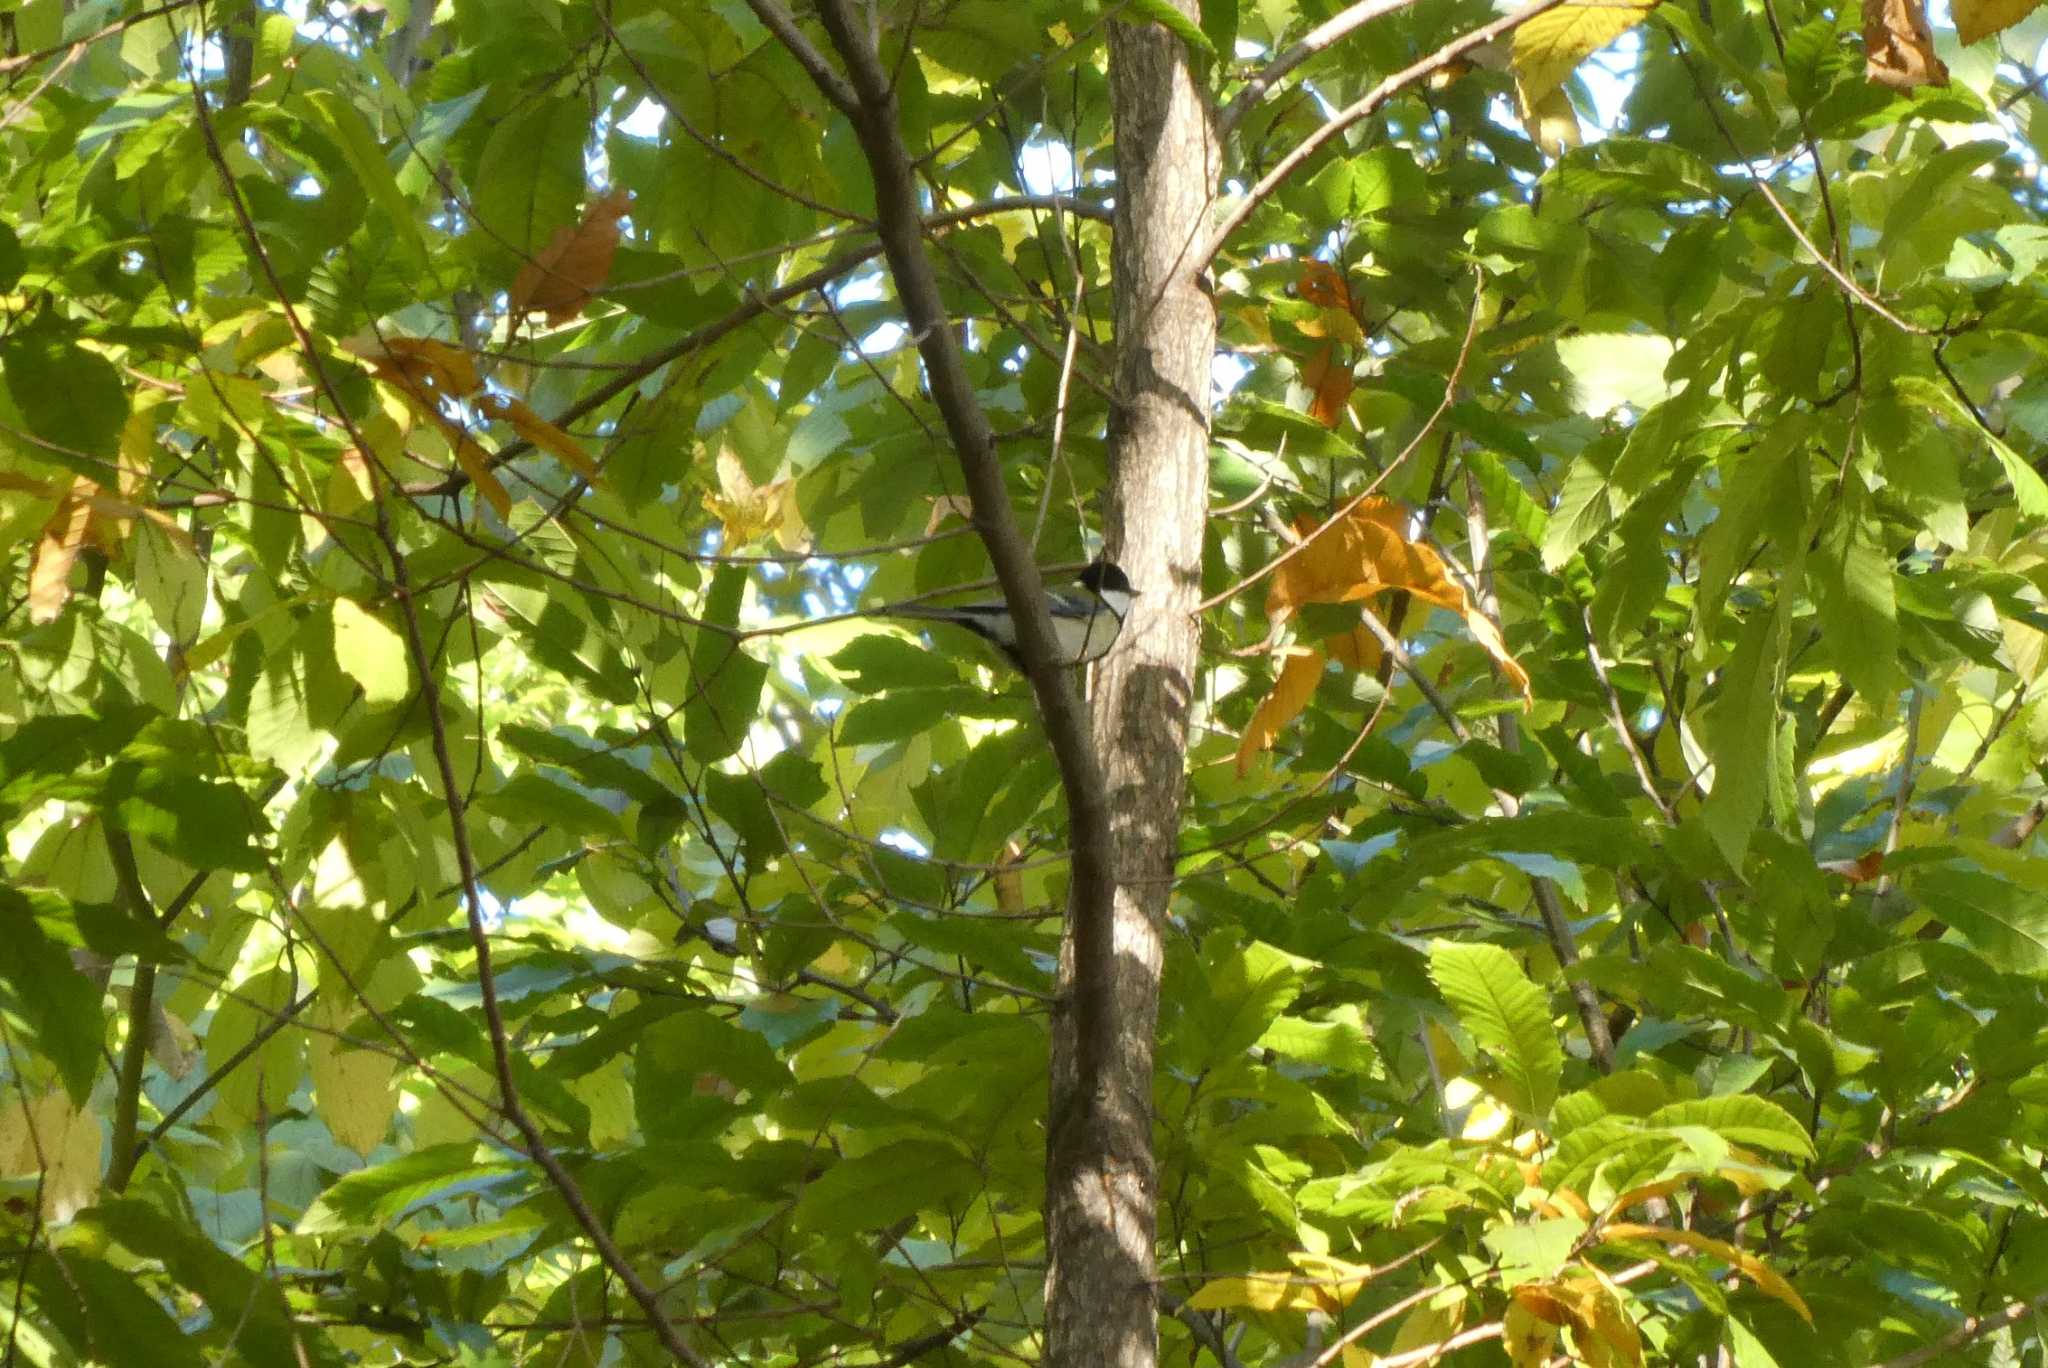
[1044, 9, 1217, 1366]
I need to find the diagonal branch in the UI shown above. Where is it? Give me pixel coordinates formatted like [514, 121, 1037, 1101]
[1219, 0, 1425, 134]
[1198, 0, 1576, 269]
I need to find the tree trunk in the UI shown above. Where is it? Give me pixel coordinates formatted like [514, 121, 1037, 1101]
[1044, 8, 1217, 1365]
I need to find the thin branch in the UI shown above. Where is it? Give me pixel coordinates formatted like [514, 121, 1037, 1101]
[1866, 1290, 2048, 1368]
[0, 0, 200, 76]
[764, 0, 1117, 1085]
[1220, 0, 1423, 134]
[1198, 0, 1577, 269]
[741, 0, 858, 114]
[183, 17, 706, 1359]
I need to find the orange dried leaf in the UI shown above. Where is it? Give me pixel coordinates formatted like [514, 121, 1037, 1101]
[373, 336, 482, 399]
[509, 188, 634, 325]
[1236, 647, 1327, 776]
[1863, 0, 1949, 88]
[1303, 343, 1355, 428]
[28, 481, 94, 624]
[1269, 501, 1532, 706]
[1819, 850, 1885, 883]
[925, 494, 976, 535]
[1298, 260, 1353, 312]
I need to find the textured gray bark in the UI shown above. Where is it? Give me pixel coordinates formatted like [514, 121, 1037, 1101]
[1044, 8, 1217, 1365]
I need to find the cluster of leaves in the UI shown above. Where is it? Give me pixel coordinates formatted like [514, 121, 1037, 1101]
[3, 0, 2048, 1364]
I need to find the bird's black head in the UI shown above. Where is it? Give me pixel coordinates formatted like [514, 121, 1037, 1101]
[1078, 558, 1134, 597]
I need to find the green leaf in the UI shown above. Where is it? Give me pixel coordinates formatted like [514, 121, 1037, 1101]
[0, 221, 22, 291]
[635, 1008, 792, 1140]
[0, 888, 105, 1104]
[299, 1144, 524, 1234]
[471, 95, 587, 267]
[1121, 0, 1216, 52]
[1199, 0, 1238, 59]
[482, 771, 626, 838]
[26, 1249, 201, 1368]
[683, 566, 769, 764]
[1701, 607, 1786, 872]
[829, 633, 962, 692]
[0, 330, 128, 471]
[887, 908, 1046, 987]
[302, 90, 426, 267]
[204, 966, 305, 1130]
[85, 1199, 317, 1366]
[106, 767, 263, 872]
[331, 597, 411, 707]
[1428, 940, 1563, 1119]
[1645, 1095, 1815, 1159]
[1257, 1006, 1378, 1074]
[1813, 475, 1901, 707]
[1178, 936, 1311, 1070]
[1894, 374, 2048, 517]
[1909, 865, 2048, 974]
[795, 1139, 982, 1234]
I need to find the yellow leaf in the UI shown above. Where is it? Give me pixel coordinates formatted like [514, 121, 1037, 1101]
[1517, 81, 1584, 157]
[1599, 1223, 1812, 1322]
[1511, 0, 1660, 108]
[1388, 1291, 1465, 1365]
[481, 394, 602, 480]
[1288, 1251, 1378, 1309]
[703, 447, 798, 548]
[1185, 1270, 1327, 1313]
[332, 596, 412, 707]
[0, 1091, 103, 1222]
[1953, 0, 2042, 43]
[1504, 1296, 1562, 1366]
[1570, 1269, 1645, 1368]
[1863, 0, 1949, 87]
[308, 1000, 398, 1158]
[1236, 646, 1327, 776]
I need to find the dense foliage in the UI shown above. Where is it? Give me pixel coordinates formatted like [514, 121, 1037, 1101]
[4, 0, 2048, 1363]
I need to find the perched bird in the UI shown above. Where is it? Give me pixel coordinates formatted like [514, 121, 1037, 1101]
[879, 559, 1135, 668]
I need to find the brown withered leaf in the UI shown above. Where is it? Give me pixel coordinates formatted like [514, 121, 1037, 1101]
[510, 188, 634, 325]
[1864, 0, 1949, 89]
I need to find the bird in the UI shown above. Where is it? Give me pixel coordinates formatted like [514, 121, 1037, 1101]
[877, 558, 1135, 668]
